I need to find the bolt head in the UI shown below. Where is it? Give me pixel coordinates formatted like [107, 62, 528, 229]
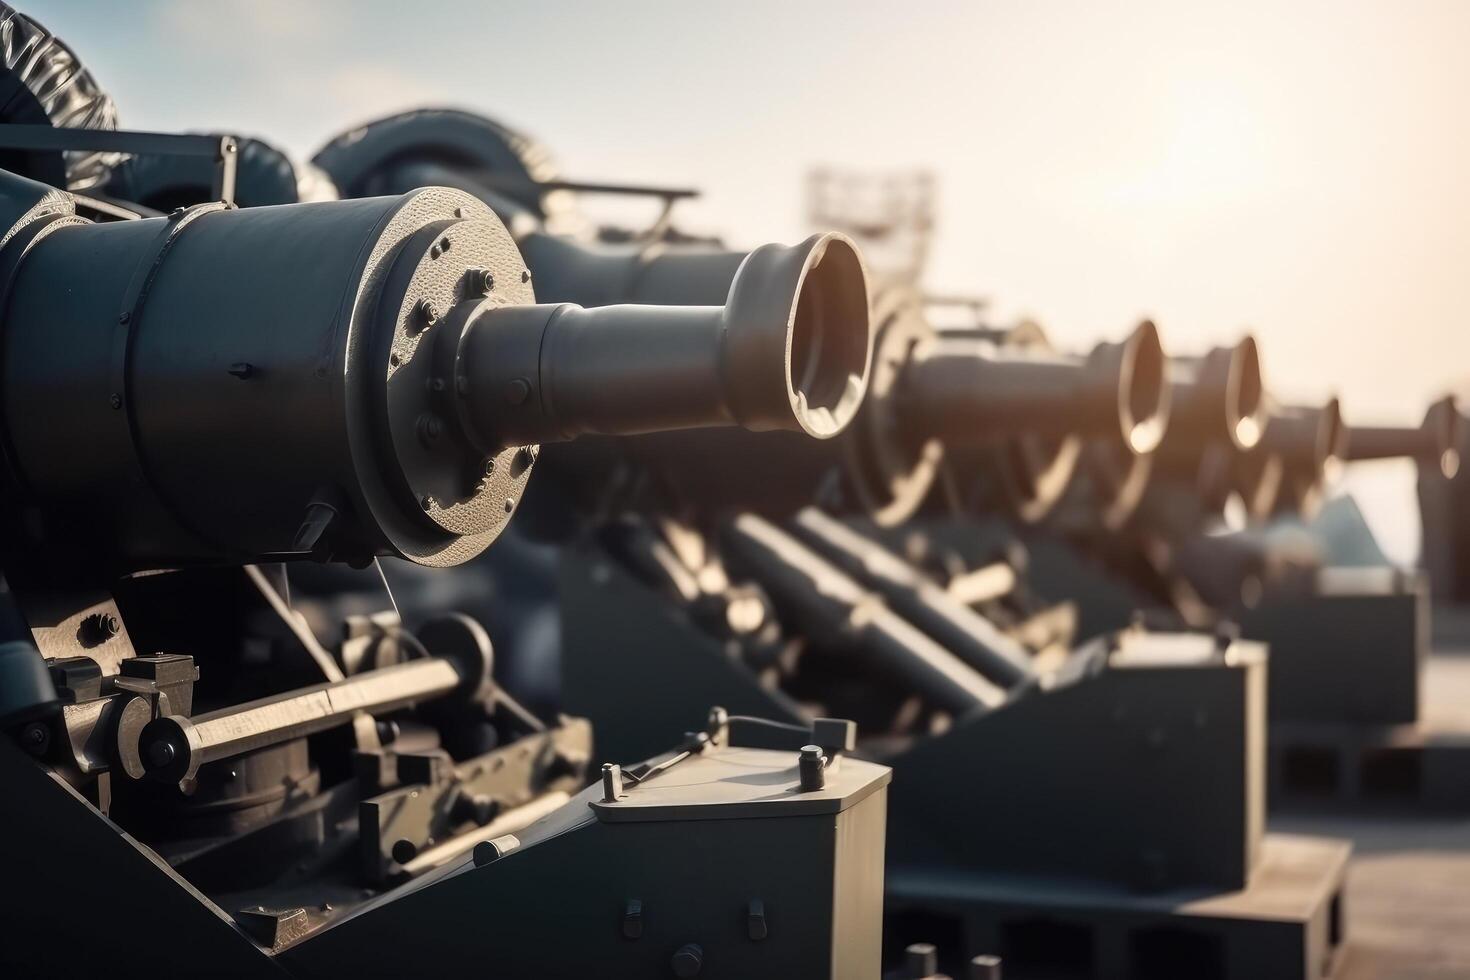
[147, 740, 176, 769]
[504, 378, 531, 405]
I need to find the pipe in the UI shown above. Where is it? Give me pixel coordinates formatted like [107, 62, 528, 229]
[133, 653, 483, 785]
[719, 513, 1005, 716]
[787, 508, 1033, 689]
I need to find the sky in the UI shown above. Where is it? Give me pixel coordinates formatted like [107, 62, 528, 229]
[30, 0, 1469, 561]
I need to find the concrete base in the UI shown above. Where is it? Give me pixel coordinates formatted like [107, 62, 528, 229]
[885, 833, 1350, 980]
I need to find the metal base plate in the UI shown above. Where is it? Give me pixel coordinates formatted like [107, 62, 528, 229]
[886, 832, 1349, 980]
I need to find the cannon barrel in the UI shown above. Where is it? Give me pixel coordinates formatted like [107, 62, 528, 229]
[0, 170, 864, 570]
[1227, 398, 1343, 518]
[898, 320, 1170, 455]
[720, 513, 1005, 716]
[1157, 337, 1266, 462]
[1342, 396, 1460, 478]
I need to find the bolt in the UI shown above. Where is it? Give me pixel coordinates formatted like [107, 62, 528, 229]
[601, 763, 624, 802]
[798, 744, 826, 792]
[671, 943, 703, 978]
[706, 706, 728, 738]
[905, 943, 937, 979]
[969, 955, 1002, 980]
[21, 722, 48, 756]
[227, 362, 255, 380]
[147, 740, 176, 769]
[622, 899, 643, 939]
[417, 413, 444, 445]
[504, 378, 531, 405]
[412, 298, 439, 332]
[466, 267, 494, 295]
[746, 899, 767, 941]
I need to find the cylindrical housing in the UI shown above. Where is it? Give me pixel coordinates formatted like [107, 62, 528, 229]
[720, 513, 1005, 716]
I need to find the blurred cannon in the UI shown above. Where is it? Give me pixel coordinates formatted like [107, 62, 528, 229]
[1343, 394, 1460, 478]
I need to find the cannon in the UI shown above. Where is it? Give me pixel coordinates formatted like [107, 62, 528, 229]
[1343, 394, 1460, 478]
[0, 52, 892, 972]
[314, 110, 1171, 530]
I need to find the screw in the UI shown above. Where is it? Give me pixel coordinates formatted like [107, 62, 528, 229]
[671, 943, 703, 978]
[798, 744, 826, 792]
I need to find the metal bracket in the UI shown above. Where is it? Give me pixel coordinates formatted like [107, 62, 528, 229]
[0, 126, 240, 206]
